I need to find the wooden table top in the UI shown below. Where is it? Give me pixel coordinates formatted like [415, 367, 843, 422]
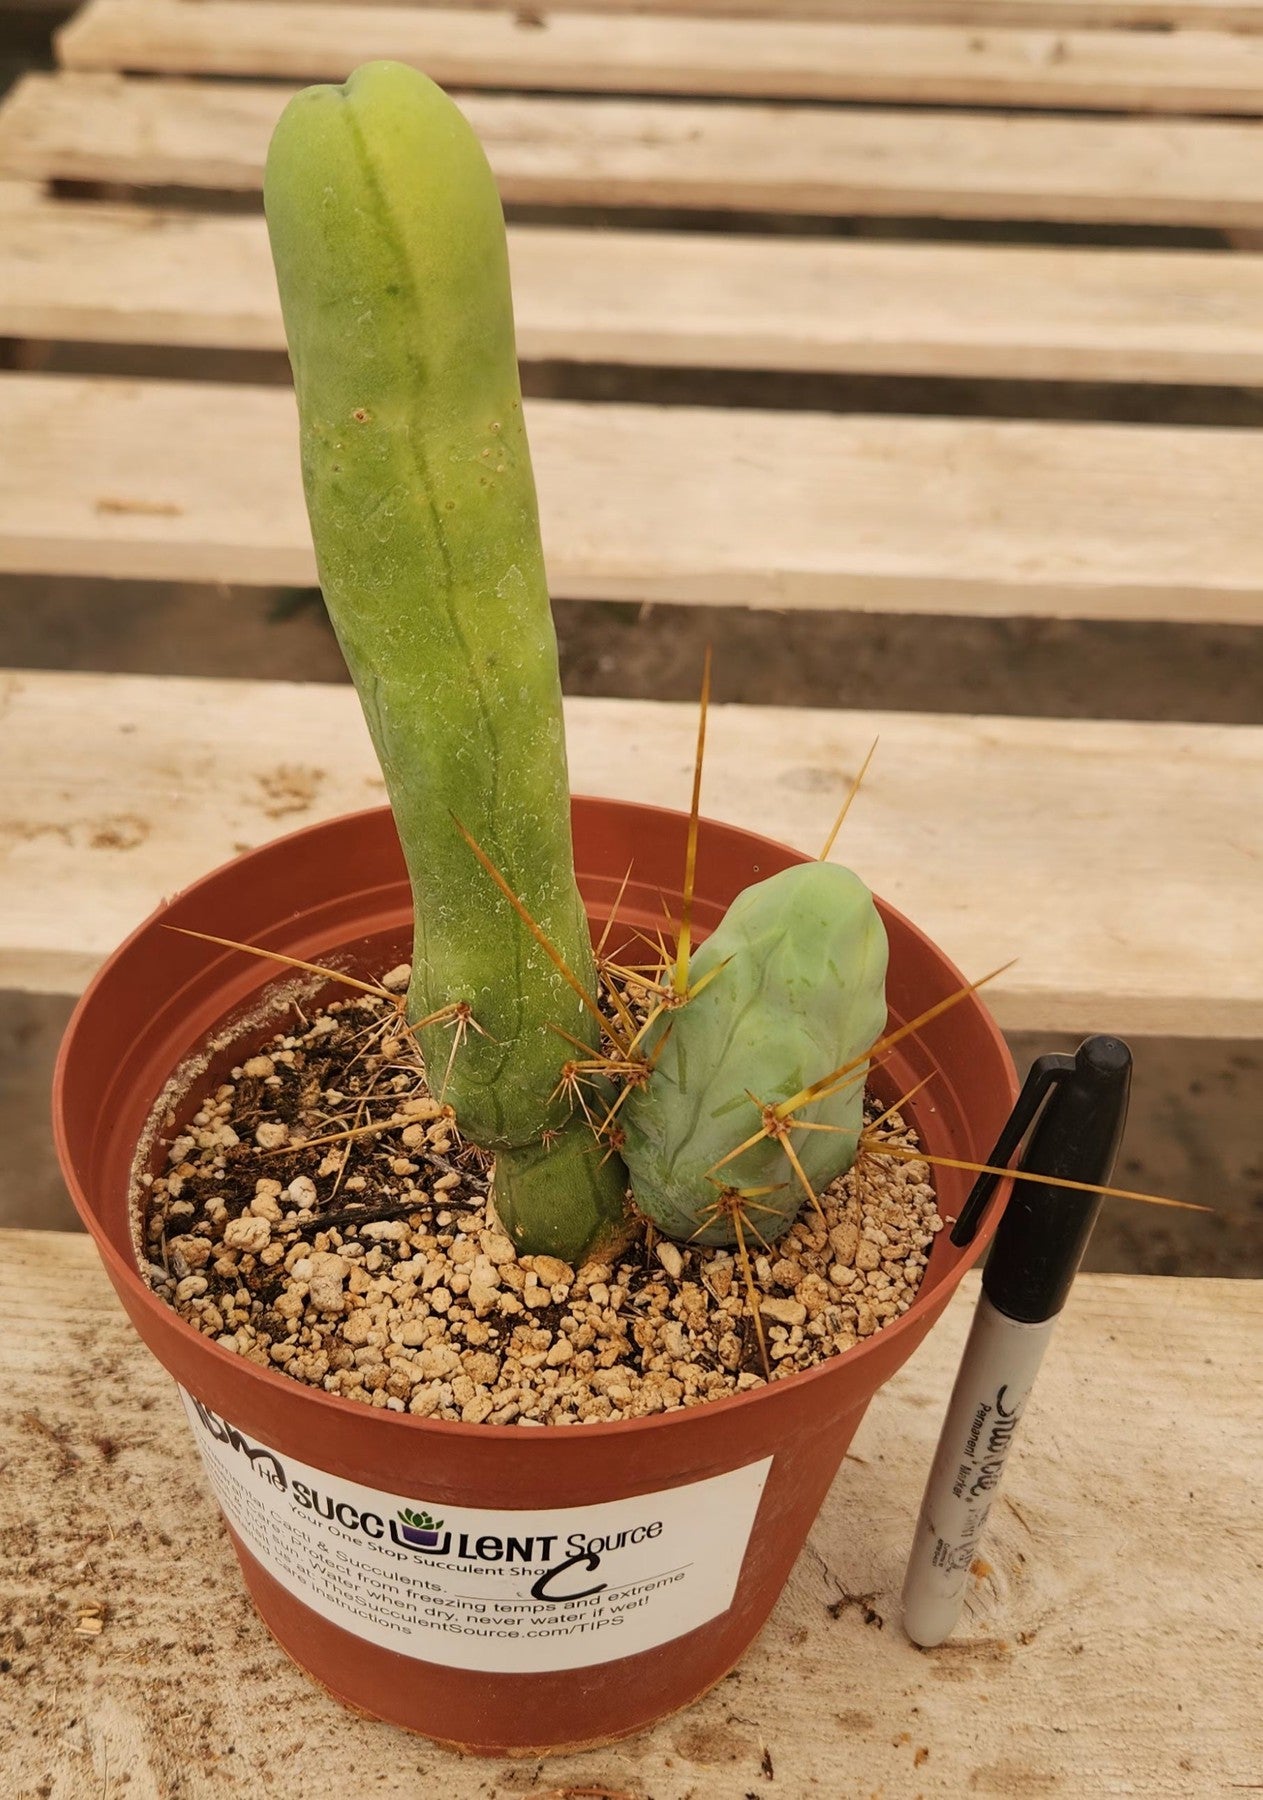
[4, 1228, 1258, 1798]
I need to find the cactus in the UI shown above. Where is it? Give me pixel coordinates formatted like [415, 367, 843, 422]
[620, 863, 889, 1246]
[264, 61, 892, 1266]
[264, 62, 629, 1264]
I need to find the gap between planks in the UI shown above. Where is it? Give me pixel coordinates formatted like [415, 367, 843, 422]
[1, 372, 1261, 623]
[9, 73, 1263, 226]
[55, 0, 1263, 115]
[6, 191, 1263, 384]
[1, 668, 1259, 1037]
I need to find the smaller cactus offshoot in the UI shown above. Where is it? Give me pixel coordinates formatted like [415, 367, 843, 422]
[621, 863, 889, 1247]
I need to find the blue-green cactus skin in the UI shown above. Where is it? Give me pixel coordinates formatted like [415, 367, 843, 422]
[621, 862, 889, 1247]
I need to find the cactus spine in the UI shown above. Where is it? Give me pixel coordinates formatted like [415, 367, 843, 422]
[264, 62, 628, 1263]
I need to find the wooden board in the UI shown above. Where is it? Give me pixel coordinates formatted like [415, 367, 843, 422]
[5, 1232, 1259, 1796]
[20, 0, 1263, 23]
[56, 0, 1263, 114]
[10, 191, 1263, 384]
[2, 372, 1261, 625]
[3, 668, 1259, 1036]
[11, 72, 1263, 226]
[203, 0, 1263, 25]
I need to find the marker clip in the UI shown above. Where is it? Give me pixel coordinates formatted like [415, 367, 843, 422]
[950, 1052, 1076, 1247]
[949, 1035, 1133, 1327]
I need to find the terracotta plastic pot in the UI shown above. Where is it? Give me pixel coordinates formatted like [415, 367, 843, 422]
[53, 799, 1017, 1756]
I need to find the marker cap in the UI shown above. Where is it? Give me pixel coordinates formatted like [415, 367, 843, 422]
[981, 1035, 1132, 1325]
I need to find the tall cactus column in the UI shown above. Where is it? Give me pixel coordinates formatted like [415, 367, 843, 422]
[265, 62, 629, 1263]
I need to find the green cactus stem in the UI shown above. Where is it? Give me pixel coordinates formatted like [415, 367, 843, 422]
[620, 862, 889, 1247]
[264, 61, 628, 1263]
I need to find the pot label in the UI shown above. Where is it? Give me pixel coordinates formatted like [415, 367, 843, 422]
[179, 1388, 772, 1673]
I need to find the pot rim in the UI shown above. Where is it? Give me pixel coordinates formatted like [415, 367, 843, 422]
[52, 798, 1017, 1443]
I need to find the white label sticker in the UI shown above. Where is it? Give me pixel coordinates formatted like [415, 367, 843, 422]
[180, 1388, 771, 1672]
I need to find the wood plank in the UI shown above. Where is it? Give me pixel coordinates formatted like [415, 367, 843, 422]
[209, 0, 1263, 22]
[6, 1233, 1259, 1794]
[56, 0, 1263, 116]
[3, 669, 1259, 1035]
[2, 372, 1262, 624]
[10, 74, 1263, 229]
[10, 193, 1263, 383]
[204, 0, 1263, 26]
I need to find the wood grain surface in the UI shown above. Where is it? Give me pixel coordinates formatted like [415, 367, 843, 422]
[11, 71, 1263, 225]
[2, 668, 1258, 1036]
[4, 1231, 1258, 1797]
[8, 191, 1263, 384]
[3, 374, 1261, 623]
[56, 0, 1263, 114]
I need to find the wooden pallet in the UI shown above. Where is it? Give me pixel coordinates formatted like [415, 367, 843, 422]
[0, 1, 1257, 1040]
[0, 4, 1258, 1789]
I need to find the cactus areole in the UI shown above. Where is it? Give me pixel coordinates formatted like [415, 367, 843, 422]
[264, 62, 890, 1264]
